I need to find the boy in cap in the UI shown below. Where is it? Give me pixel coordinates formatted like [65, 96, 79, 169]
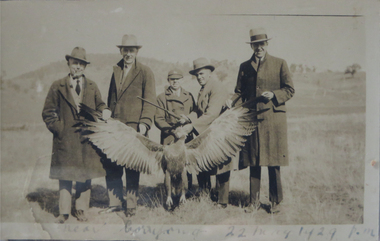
[155, 68, 196, 207]
[42, 47, 110, 223]
[226, 28, 295, 213]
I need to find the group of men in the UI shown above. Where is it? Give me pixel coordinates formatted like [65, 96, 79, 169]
[42, 27, 294, 223]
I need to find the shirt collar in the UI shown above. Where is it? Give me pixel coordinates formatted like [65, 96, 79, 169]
[69, 74, 83, 87]
[251, 53, 266, 63]
[169, 86, 181, 97]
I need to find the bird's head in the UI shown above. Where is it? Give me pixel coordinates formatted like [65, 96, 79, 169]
[173, 126, 188, 141]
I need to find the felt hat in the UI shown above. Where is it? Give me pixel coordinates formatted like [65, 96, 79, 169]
[189, 58, 215, 75]
[116, 34, 142, 49]
[246, 27, 272, 44]
[65, 47, 90, 64]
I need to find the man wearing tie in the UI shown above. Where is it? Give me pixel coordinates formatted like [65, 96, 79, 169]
[226, 28, 295, 213]
[100, 34, 156, 217]
[42, 47, 110, 223]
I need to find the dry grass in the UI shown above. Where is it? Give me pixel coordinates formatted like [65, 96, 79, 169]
[18, 112, 364, 225]
[1, 71, 365, 225]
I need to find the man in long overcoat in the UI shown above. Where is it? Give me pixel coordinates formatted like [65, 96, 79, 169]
[183, 58, 231, 208]
[100, 34, 156, 217]
[42, 47, 109, 223]
[227, 28, 295, 213]
[154, 68, 196, 199]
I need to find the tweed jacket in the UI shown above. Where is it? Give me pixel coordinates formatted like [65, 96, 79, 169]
[42, 75, 107, 182]
[231, 53, 295, 167]
[188, 78, 231, 174]
[107, 59, 156, 129]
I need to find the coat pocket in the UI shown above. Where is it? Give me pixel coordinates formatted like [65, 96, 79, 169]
[56, 120, 65, 140]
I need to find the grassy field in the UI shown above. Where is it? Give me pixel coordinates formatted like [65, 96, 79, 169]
[1, 70, 365, 228]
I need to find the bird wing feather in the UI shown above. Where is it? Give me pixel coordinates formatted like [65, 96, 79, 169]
[80, 118, 164, 174]
[185, 107, 267, 174]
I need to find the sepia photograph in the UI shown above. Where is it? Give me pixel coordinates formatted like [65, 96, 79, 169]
[1, 0, 378, 240]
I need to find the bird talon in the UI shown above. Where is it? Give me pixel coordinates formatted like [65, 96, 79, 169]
[180, 195, 187, 204]
[166, 197, 173, 207]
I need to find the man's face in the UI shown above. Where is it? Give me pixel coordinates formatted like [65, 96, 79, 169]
[251, 41, 268, 58]
[120, 47, 138, 65]
[168, 77, 182, 91]
[68, 58, 86, 78]
[194, 68, 212, 87]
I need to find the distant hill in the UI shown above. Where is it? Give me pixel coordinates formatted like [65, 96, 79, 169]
[1, 54, 365, 126]
[1, 54, 239, 125]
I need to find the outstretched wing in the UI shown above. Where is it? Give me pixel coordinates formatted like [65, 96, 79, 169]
[185, 106, 267, 174]
[79, 118, 164, 174]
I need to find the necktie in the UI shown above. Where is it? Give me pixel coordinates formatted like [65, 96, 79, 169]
[75, 80, 81, 95]
[257, 57, 261, 70]
[198, 86, 204, 101]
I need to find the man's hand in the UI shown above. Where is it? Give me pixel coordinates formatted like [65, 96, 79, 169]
[173, 124, 193, 139]
[182, 124, 193, 134]
[178, 114, 191, 125]
[261, 91, 274, 100]
[138, 124, 147, 135]
[102, 109, 112, 121]
[225, 99, 233, 109]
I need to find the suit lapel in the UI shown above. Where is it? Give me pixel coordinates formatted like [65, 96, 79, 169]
[119, 62, 141, 99]
[58, 76, 77, 111]
[197, 80, 213, 111]
[81, 77, 94, 107]
[113, 65, 123, 98]
[165, 87, 190, 103]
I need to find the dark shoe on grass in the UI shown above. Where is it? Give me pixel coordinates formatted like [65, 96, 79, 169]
[216, 203, 227, 209]
[55, 214, 69, 224]
[73, 209, 88, 222]
[125, 208, 136, 217]
[270, 202, 280, 214]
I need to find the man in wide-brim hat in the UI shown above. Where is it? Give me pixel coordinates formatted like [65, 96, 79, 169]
[180, 57, 232, 208]
[99, 34, 156, 217]
[42, 47, 110, 223]
[226, 27, 295, 213]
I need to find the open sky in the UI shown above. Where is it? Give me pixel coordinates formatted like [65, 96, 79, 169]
[1, 0, 369, 79]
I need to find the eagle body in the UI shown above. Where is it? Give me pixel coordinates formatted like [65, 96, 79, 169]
[78, 101, 266, 210]
[162, 138, 187, 177]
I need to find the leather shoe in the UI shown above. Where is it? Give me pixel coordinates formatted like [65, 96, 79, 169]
[270, 202, 280, 214]
[125, 208, 136, 217]
[73, 209, 88, 222]
[98, 206, 124, 214]
[216, 203, 227, 209]
[55, 214, 69, 224]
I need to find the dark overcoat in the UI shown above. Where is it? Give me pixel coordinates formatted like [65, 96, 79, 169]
[232, 53, 295, 167]
[155, 86, 196, 145]
[42, 75, 107, 182]
[107, 59, 156, 128]
[188, 78, 232, 175]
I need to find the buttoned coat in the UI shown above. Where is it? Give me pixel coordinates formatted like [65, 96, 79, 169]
[231, 53, 295, 167]
[107, 59, 156, 128]
[188, 78, 231, 175]
[42, 75, 107, 182]
[155, 86, 196, 145]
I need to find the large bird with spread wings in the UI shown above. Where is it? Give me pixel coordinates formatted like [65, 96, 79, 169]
[78, 99, 266, 208]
